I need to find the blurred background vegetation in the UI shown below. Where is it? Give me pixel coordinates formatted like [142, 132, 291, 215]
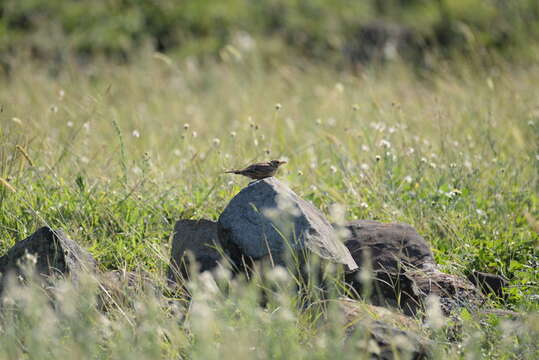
[1, 0, 539, 67]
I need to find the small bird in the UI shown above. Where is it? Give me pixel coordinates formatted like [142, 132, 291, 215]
[225, 160, 287, 180]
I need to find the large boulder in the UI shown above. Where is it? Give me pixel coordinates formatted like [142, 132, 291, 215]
[218, 178, 357, 272]
[168, 219, 223, 285]
[0, 226, 96, 294]
[344, 220, 483, 316]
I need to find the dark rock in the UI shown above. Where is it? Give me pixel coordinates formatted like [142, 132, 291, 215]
[168, 219, 223, 285]
[344, 220, 435, 273]
[467, 271, 508, 298]
[408, 269, 483, 316]
[343, 220, 483, 316]
[218, 177, 357, 272]
[0, 226, 96, 294]
[340, 299, 430, 360]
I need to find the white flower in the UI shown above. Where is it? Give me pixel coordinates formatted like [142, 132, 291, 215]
[361, 145, 370, 152]
[132, 130, 140, 138]
[275, 103, 282, 110]
[360, 163, 369, 171]
[380, 140, 391, 149]
[330, 165, 338, 173]
[183, 123, 190, 130]
[404, 175, 413, 183]
[212, 138, 221, 146]
[230, 131, 237, 138]
[359, 202, 369, 209]
[67, 121, 73, 127]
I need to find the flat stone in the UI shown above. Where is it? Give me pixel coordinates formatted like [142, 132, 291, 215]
[0, 226, 96, 294]
[218, 177, 357, 271]
[167, 219, 223, 285]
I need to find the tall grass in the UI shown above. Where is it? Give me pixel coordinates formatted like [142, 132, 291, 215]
[0, 52, 538, 358]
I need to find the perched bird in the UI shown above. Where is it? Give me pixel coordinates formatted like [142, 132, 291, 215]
[225, 160, 287, 180]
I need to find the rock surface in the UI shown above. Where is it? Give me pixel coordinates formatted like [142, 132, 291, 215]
[344, 220, 483, 316]
[339, 299, 430, 360]
[168, 219, 223, 284]
[0, 226, 96, 294]
[218, 177, 357, 271]
[344, 220, 435, 273]
[467, 270, 508, 299]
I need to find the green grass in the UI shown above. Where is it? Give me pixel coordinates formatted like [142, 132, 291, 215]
[0, 52, 538, 358]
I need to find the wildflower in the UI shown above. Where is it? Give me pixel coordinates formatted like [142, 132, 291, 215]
[67, 121, 73, 127]
[327, 117, 336, 126]
[192, 131, 197, 138]
[330, 165, 338, 173]
[183, 123, 190, 130]
[379, 139, 391, 148]
[212, 138, 221, 147]
[360, 163, 369, 171]
[359, 202, 369, 209]
[51, 105, 59, 113]
[132, 130, 140, 138]
[375, 155, 381, 162]
[297, 170, 303, 176]
[361, 145, 370, 152]
[407, 148, 415, 155]
[230, 131, 237, 138]
[275, 103, 282, 110]
[173, 149, 181, 156]
[83, 122, 90, 131]
[352, 104, 359, 111]
[404, 175, 413, 184]
[59, 89, 65, 100]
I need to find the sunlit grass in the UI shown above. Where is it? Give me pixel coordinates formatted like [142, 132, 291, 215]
[0, 52, 538, 358]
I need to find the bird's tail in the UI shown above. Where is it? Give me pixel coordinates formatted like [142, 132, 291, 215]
[224, 170, 240, 174]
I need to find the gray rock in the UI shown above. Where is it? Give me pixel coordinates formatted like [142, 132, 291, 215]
[0, 226, 96, 294]
[467, 270, 508, 299]
[344, 220, 435, 273]
[218, 178, 357, 271]
[168, 219, 223, 285]
[340, 299, 430, 360]
[343, 220, 483, 316]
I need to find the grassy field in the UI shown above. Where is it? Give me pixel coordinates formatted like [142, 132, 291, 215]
[0, 52, 538, 358]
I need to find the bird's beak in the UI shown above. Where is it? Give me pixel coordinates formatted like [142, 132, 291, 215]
[280, 160, 287, 165]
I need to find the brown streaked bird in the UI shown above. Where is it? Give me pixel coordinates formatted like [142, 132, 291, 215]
[225, 160, 287, 180]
